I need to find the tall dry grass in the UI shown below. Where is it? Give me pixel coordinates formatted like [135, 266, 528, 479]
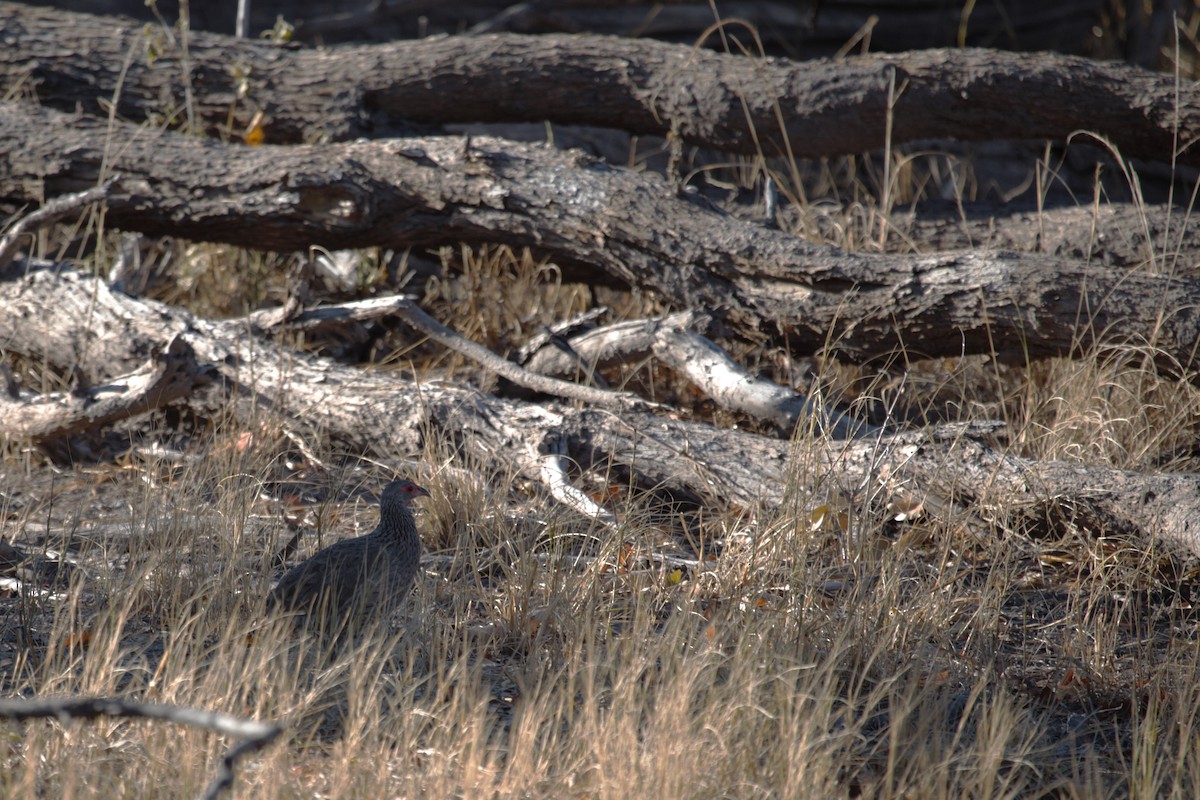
[3, 396, 1200, 797]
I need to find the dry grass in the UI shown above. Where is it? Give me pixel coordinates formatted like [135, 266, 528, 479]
[6, 215, 1200, 800]
[5, 218, 1200, 795]
[3, 323, 1200, 798]
[0, 460, 1187, 797]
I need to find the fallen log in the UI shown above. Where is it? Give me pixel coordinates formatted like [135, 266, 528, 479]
[1, 3, 1194, 165]
[1, 0, 1109, 60]
[1, 263, 1197, 559]
[887, 200, 1200, 272]
[3, 102, 1199, 380]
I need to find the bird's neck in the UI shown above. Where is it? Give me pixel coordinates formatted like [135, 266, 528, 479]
[375, 503, 417, 541]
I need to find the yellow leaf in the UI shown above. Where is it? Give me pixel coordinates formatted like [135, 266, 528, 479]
[244, 111, 266, 146]
[244, 123, 264, 146]
[808, 504, 831, 531]
[808, 504, 849, 532]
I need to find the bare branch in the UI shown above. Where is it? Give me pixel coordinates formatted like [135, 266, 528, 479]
[388, 296, 660, 412]
[524, 311, 871, 437]
[0, 177, 120, 273]
[538, 436, 619, 530]
[651, 327, 871, 439]
[0, 336, 213, 445]
[0, 696, 282, 800]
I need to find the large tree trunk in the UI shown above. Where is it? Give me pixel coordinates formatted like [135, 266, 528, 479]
[3, 101, 1198, 380]
[1, 3, 1194, 165]
[2, 263, 1198, 556]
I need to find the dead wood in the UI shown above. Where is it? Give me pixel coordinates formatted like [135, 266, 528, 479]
[0, 335, 212, 445]
[0, 696, 281, 800]
[888, 200, 1200, 271]
[14, 0, 1108, 57]
[3, 101, 1199, 380]
[1, 3, 1195, 165]
[269, 291, 658, 413]
[1, 263, 1198, 559]
[520, 311, 696, 380]
[520, 311, 867, 438]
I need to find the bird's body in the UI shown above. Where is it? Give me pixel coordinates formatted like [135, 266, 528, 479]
[267, 479, 430, 638]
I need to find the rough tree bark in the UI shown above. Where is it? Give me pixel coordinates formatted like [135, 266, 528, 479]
[1, 3, 1194, 165]
[3, 101, 1198, 380]
[1, 263, 1197, 559]
[888, 201, 1200, 271]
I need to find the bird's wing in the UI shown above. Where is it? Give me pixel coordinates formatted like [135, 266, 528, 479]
[268, 539, 372, 614]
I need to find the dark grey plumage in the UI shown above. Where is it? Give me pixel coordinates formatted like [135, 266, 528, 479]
[266, 479, 430, 637]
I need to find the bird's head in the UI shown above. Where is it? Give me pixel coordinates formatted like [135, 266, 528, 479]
[381, 479, 431, 506]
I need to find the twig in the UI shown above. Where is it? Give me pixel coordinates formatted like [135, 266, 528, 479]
[0, 696, 282, 800]
[0, 177, 122, 273]
[392, 297, 659, 412]
[538, 437, 619, 530]
[239, 294, 656, 411]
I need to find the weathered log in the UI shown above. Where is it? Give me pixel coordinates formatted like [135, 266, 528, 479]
[3, 102, 1199, 380]
[1, 263, 1198, 558]
[1, 3, 1193, 164]
[0, 335, 211, 444]
[887, 200, 1200, 272]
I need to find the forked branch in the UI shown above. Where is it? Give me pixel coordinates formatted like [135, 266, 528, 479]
[0, 697, 282, 800]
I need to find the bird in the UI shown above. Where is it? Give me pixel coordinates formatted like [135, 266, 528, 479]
[265, 479, 430, 641]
